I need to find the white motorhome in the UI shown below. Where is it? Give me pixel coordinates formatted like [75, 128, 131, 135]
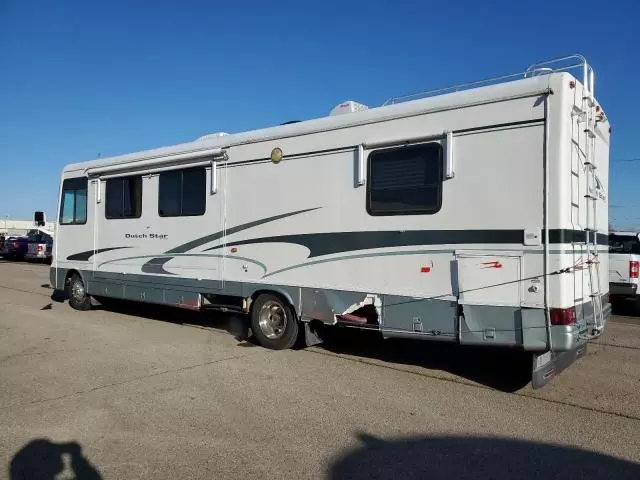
[609, 231, 640, 307]
[50, 55, 611, 388]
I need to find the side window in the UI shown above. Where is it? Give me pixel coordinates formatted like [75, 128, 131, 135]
[367, 143, 443, 216]
[105, 175, 143, 219]
[158, 166, 206, 217]
[59, 177, 88, 225]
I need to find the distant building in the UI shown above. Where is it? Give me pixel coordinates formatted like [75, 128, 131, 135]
[1, 219, 57, 237]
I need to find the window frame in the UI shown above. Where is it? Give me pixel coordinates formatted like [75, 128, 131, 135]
[104, 174, 143, 220]
[366, 142, 444, 217]
[157, 166, 207, 218]
[59, 177, 88, 226]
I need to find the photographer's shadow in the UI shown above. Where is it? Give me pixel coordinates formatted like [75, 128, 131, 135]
[10, 438, 101, 480]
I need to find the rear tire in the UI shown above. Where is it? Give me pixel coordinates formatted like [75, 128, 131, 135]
[250, 294, 299, 350]
[67, 274, 92, 311]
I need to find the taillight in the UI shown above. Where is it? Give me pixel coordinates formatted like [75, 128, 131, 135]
[550, 307, 577, 326]
[630, 261, 639, 279]
[37, 245, 43, 253]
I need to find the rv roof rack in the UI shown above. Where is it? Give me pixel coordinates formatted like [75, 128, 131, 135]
[382, 54, 595, 106]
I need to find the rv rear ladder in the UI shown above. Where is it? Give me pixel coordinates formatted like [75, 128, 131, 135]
[580, 91, 604, 337]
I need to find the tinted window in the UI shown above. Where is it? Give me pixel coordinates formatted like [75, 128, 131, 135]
[158, 167, 206, 217]
[59, 177, 88, 225]
[609, 234, 640, 254]
[182, 167, 207, 216]
[367, 143, 443, 216]
[105, 175, 142, 219]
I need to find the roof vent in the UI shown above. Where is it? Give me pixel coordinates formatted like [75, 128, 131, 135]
[329, 100, 369, 116]
[197, 132, 229, 141]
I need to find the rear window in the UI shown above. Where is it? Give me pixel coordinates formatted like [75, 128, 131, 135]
[609, 234, 640, 254]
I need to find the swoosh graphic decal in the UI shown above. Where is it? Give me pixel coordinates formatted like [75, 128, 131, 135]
[141, 207, 320, 275]
[141, 257, 173, 275]
[204, 228, 609, 260]
[205, 230, 526, 258]
[263, 249, 454, 278]
[67, 247, 131, 262]
[99, 254, 267, 274]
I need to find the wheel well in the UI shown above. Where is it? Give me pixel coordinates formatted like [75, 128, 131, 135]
[64, 269, 83, 287]
[249, 290, 298, 317]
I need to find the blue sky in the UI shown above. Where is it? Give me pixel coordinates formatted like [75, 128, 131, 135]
[1, 0, 638, 228]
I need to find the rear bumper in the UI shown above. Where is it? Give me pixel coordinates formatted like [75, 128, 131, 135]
[25, 253, 49, 260]
[532, 301, 611, 389]
[531, 343, 588, 389]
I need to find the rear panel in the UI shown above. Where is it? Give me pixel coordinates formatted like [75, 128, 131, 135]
[547, 72, 610, 331]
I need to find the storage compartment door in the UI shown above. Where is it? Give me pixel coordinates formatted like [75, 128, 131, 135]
[455, 252, 523, 346]
[456, 252, 522, 307]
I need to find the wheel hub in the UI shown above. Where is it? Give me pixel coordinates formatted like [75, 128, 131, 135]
[258, 302, 287, 339]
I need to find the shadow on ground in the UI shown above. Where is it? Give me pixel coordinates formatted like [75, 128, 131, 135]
[50, 292, 533, 391]
[10, 438, 101, 479]
[315, 327, 532, 392]
[329, 433, 640, 479]
[612, 298, 640, 317]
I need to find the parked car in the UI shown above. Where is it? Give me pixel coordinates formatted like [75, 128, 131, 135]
[609, 231, 640, 308]
[25, 230, 54, 264]
[0, 235, 29, 260]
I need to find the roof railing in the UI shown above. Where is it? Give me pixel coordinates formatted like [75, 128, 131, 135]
[382, 54, 594, 106]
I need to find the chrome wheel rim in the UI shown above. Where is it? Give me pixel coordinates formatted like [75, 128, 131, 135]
[71, 280, 84, 300]
[258, 301, 287, 339]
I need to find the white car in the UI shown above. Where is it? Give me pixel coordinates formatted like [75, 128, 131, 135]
[609, 231, 640, 308]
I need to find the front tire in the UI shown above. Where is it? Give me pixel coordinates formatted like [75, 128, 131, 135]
[250, 294, 299, 350]
[67, 274, 92, 311]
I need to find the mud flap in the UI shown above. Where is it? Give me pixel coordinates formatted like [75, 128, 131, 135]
[531, 344, 587, 389]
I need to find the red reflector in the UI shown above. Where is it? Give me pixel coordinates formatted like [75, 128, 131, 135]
[631, 261, 639, 279]
[596, 105, 601, 112]
[420, 266, 431, 273]
[550, 307, 577, 326]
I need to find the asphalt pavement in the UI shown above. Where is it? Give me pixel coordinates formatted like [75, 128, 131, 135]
[0, 260, 639, 479]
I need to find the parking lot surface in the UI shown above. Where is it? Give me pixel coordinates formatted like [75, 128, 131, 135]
[0, 260, 639, 478]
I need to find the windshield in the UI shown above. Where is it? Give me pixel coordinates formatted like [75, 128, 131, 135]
[608, 233, 640, 254]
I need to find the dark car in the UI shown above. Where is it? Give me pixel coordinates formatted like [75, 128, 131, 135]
[0, 235, 29, 260]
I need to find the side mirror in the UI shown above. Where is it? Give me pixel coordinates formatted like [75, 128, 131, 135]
[34, 211, 46, 227]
